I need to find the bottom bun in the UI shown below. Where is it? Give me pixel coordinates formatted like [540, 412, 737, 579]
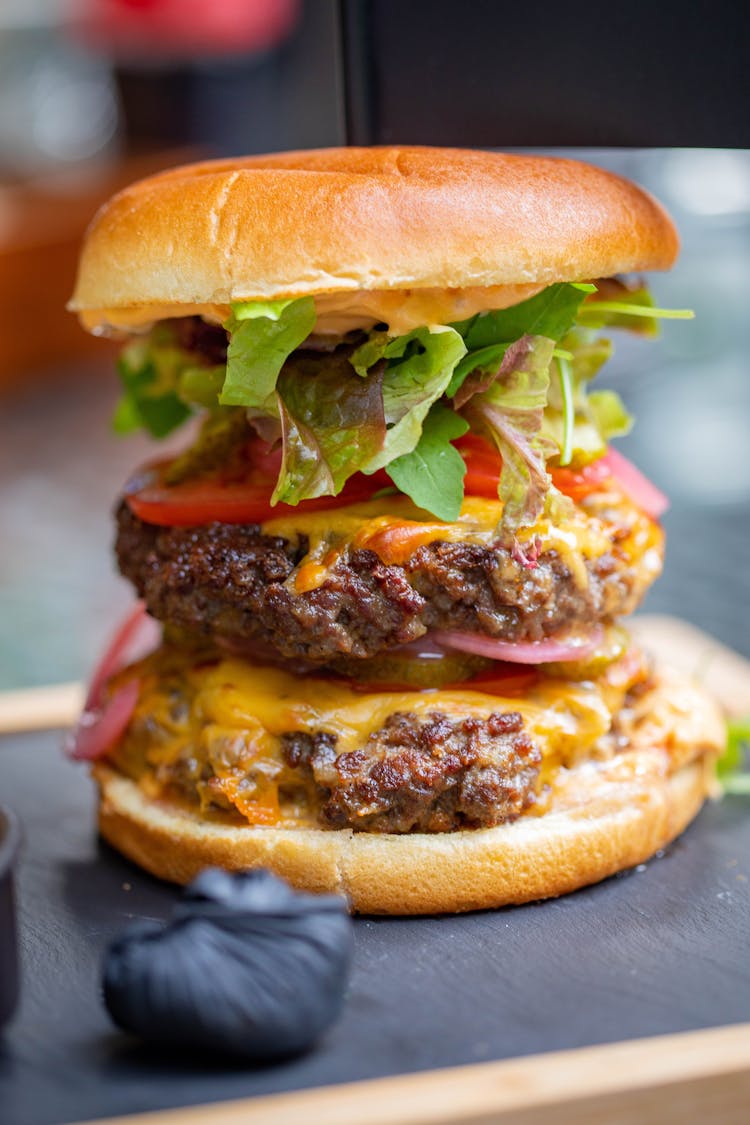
[93, 664, 724, 914]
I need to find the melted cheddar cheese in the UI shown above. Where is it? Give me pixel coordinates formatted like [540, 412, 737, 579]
[259, 489, 662, 598]
[110, 644, 650, 829]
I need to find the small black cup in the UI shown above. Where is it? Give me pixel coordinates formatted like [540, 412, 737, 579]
[0, 806, 21, 1028]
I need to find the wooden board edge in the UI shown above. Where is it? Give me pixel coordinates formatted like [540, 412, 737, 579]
[0, 681, 83, 736]
[630, 614, 750, 719]
[82, 1021, 750, 1125]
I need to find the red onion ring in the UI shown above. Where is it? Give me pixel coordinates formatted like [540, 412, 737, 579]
[432, 626, 605, 665]
[84, 602, 159, 710]
[65, 602, 160, 760]
[65, 680, 141, 761]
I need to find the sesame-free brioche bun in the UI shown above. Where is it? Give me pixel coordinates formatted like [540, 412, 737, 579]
[70, 146, 679, 334]
[93, 668, 723, 915]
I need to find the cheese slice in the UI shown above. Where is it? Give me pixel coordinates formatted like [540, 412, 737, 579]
[260, 490, 660, 597]
[111, 644, 646, 828]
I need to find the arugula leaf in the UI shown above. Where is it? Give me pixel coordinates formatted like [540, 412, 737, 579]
[719, 717, 750, 794]
[461, 335, 558, 532]
[113, 337, 192, 438]
[272, 357, 386, 504]
[579, 300, 694, 326]
[453, 283, 591, 349]
[577, 280, 693, 336]
[386, 403, 469, 522]
[219, 297, 316, 409]
[448, 343, 509, 400]
[448, 283, 590, 399]
[364, 326, 467, 472]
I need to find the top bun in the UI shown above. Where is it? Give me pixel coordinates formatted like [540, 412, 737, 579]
[70, 146, 679, 331]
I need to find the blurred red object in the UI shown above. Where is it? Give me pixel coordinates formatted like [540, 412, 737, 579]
[76, 0, 300, 57]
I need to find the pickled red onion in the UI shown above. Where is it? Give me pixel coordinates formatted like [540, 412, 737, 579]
[65, 680, 140, 761]
[65, 602, 160, 760]
[84, 601, 159, 711]
[432, 626, 604, 665]
[601, 448, 669, 520]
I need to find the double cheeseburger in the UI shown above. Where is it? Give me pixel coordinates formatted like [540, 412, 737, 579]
[68, 147, 724, 914]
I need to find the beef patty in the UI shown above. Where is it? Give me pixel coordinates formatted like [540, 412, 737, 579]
[281, 710, 541, 833]
[116, 502, 657, 663]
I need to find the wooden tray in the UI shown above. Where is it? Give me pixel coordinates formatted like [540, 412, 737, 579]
[1, 615, 749, 1125]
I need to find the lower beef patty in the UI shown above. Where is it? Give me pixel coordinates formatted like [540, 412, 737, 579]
[281, 710, 541, 832]
[116, 502, 655, 664]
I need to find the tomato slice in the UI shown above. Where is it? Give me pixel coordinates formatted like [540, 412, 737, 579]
[127, 469, 391, 526]
[126, 432, 616, 529]
[456, 433, 505, 498]
[551, 458, 613, 502]
[457, 433, 614, 504]
[126, 434, 394, 528]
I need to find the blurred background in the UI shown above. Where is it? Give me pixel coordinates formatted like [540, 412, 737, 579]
[0, 0, 748, 691]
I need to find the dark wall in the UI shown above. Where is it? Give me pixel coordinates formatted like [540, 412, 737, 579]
[341, 0, 750, 147]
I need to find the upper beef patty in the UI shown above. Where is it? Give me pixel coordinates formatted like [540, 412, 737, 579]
[116, 497, 660, 664]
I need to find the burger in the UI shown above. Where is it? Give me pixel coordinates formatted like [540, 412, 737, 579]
[67, 146, 725, 914]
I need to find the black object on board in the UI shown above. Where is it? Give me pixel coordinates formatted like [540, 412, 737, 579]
[0, 806, 21, 1030]
[339, 0, 750, 148]
[103, 868, 353, 1060]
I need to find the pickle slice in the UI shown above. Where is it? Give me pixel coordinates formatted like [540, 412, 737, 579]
[329, 648, 491, 689]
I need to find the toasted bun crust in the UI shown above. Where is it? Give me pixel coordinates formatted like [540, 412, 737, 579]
[70, 146, 678, 329]
[93, 669, 723, 915]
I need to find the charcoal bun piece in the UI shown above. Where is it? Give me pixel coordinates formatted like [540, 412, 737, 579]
[0, 805, 22, 1029]
[102, 869, 353, 1060]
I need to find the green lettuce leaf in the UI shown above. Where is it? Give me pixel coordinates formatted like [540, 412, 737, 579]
[588, 390, 633, 440]
[719, 717, 750, 794]
[364, 326, 467, 472]
[270, 325, 466, 505]
[386, 403, 469, 522]
[163, 408, 250, 485]
[461, 335, 558, 532]
[542, 329, 632, 466]
[272, 357, 386, 504]
[447, 282, 593, 398]
[113, 333, 193, 438]
[177, 365, 227, 408]
[219, 297, 316, 409]
[350, 331, 389, 377]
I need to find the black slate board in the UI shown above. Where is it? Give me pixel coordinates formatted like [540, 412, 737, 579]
[1, 733, 749, 1125]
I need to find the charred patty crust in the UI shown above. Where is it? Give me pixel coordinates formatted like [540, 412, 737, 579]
[281, 710, 541, 833]
[116, 502, 659, 663]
